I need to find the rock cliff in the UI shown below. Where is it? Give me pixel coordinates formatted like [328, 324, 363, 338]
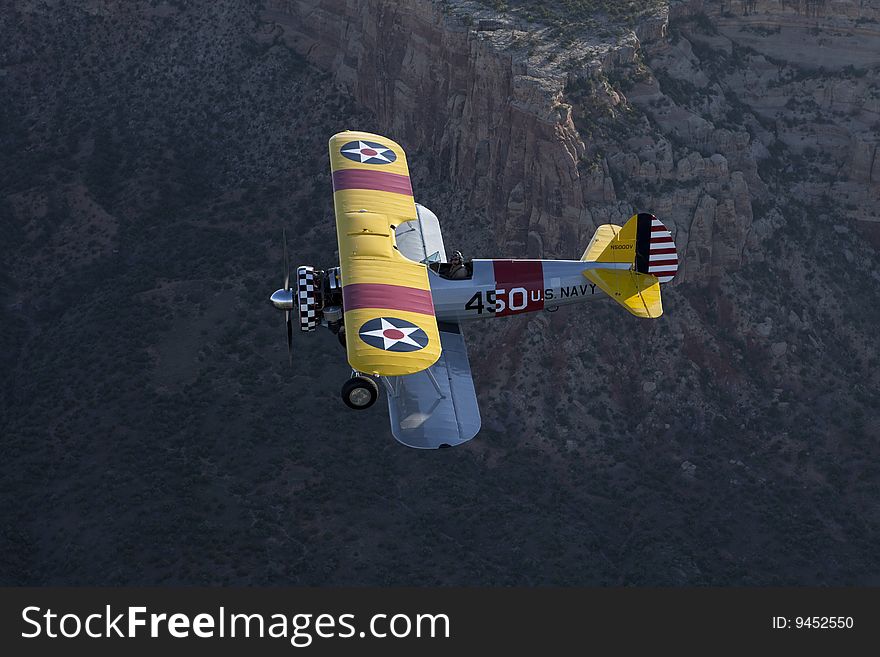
[261, 1, 880, 543]
[264, 0, 749, 279]
[265, 0, 590, 256]
[265, 0, 880, 282]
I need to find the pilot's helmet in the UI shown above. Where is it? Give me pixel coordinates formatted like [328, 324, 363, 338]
[451, 250, 463, 264]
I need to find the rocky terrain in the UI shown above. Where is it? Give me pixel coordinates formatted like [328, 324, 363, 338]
[1, 0, 879, 585]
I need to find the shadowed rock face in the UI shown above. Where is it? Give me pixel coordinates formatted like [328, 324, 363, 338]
[265, 0, 880, 276]
[265, 0, 880, 584]
[265, 0, 595, 257]
[263, 0, 753, 274]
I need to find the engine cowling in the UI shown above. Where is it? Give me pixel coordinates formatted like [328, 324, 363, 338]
[296, 266, 322, 331]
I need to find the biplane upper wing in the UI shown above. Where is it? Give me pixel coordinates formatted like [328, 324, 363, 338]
[394, 203, 448, 265]
[329, 131, 441, 377]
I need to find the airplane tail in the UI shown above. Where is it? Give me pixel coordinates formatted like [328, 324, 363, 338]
[580, 213, 678, 319]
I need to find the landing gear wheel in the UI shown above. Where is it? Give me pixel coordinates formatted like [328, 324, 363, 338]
[341, 376, 378, 410]
[337, 326, 346, 348]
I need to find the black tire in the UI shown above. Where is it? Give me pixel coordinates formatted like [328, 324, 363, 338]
[337, 326, 346, 348]
[341, 376, 379, 410]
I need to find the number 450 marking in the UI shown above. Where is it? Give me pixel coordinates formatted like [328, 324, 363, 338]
[464, 288, 529, 314]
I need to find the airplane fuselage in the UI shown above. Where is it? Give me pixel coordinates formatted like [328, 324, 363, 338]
[429, 258, 625, 323]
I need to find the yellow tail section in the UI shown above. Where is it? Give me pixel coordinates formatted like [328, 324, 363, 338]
[581, 221, 637, 263]
[582, 268, 663, 318]
[581, 214, 663, 319]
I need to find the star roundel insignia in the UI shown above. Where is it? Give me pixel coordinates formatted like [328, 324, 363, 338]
[358, 317, 429, 352]
[340, 140, 398, 165]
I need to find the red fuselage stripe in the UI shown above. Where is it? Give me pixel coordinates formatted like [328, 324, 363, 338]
[343, 283, 434, 316]
[492, 259, 545, 317]
[332, 169, 413, 196]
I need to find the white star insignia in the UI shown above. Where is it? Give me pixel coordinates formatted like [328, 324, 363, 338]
[360, 318, 423, 350]
[341, 141, 394, 163]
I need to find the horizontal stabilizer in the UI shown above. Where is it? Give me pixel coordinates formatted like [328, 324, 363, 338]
[582, 212, 671, 318]
[583, 269, 663, 318]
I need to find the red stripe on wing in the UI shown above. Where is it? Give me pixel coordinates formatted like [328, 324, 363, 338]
[332, 169, 413, 196]
[343, 283, 434, 316]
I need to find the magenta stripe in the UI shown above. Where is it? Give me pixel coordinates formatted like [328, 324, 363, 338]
[332, 169, 413, 196]
[343, 283, 434, 316]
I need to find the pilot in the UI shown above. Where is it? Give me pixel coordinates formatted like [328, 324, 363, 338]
[447, 250, 469, 280]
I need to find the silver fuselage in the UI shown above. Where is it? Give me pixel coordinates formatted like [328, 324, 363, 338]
[429, 259, 628, 322]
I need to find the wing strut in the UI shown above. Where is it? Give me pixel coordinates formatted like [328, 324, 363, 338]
[424, 367, 446, 399]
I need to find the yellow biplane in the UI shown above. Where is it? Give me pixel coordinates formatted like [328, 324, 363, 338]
[270, 131, 679, 448]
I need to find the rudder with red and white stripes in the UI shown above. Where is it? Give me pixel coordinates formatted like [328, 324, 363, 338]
[581, 212, 678, 284]
[634, 212, 678, 283]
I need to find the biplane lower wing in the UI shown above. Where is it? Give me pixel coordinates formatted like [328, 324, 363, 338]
[384, 323, 481, 449]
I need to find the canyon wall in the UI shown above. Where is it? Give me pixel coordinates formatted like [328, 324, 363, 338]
[264, 0, 632, 258]
[263, 0, 880, 280]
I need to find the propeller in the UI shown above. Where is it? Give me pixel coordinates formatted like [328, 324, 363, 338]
[283, 228, 292, 366]
[283, 227, 290, 291]
[270, 229, 295, 366]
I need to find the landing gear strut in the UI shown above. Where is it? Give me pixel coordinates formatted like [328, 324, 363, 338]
[341, 375, 379, 410]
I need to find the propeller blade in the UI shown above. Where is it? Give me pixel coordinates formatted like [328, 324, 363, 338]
[286, 309, 293, 366]
[282, 228, 290, 291]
